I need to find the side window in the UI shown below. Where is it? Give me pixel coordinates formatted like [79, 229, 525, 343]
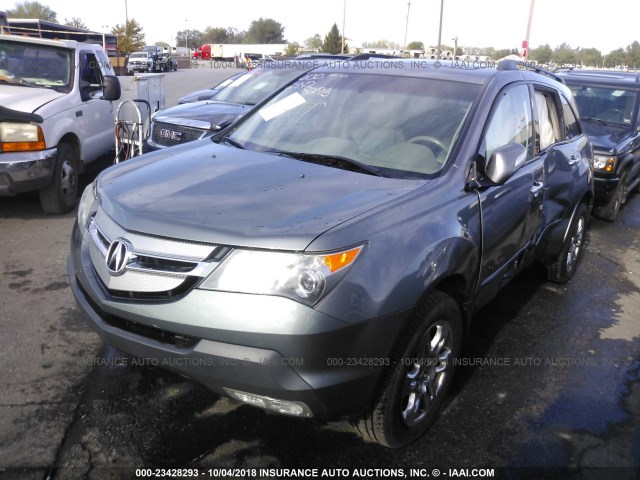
[96, 50, 113, 76]
[533, 89, 562, 150]
[560, 94, 582, 139]
[483, 84, 534, 162]
[80, 52, 103, 85]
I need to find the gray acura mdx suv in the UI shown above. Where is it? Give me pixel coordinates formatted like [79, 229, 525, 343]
[68, 60, 593, 447]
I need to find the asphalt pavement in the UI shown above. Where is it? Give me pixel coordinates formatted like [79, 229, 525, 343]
[0, 66, 639, 480]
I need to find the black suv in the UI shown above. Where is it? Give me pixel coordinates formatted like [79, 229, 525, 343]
[558, 70, 640, 220]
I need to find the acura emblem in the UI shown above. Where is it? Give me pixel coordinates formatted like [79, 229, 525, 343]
[106, 238, 133, 275]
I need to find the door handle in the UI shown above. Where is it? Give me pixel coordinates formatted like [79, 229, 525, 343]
[530, 181, 544, 197]
[568, 155, 580, 166]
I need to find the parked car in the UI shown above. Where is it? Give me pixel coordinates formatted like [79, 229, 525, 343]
[178, 72, 244, 104]
[69, 59, 593, 448]
[126, 51, 153, 73]
[557, 70, 640, 220]
[148, 62, 311, 150]
[0, 34, 120, 214]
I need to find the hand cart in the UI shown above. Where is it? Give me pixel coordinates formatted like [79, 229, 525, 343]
[114, 99, 151, 163]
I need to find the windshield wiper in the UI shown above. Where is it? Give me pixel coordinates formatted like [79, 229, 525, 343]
[223, 137, 245, 149]
[0, 76, 38, 88]
[582, 116, 609, 126]
[266, 150, 382, 177]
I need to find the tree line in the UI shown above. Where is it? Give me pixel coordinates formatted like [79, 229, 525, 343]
[6, 1, 640, 66]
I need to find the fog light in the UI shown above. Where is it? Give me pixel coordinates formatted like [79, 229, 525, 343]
[223, 387, 313, 417]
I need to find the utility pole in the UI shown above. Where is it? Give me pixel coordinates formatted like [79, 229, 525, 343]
[124, 0, 128, 24]
[436, 0, 444, 59]
[523, 0, 535, 59]
[452, 36, 458, 59]
[403, 1, 411, 53]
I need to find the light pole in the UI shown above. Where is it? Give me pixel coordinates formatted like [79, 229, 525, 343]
[523, 0, 536, 59]
[341, 0, 346, 54]
[403, 1, 411, 54]
[101, 24, 109, 51]
[436, 0, 444, 59]
[452, 36, 458, 60]
[124, 0, 128, 24]
[185, 20, 188, 56]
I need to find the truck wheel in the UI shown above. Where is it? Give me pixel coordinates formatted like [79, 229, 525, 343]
[546, 203, 588, 283]
[353, 291, 462, 447]
[593, 171, 628, 222]
[39, 143, 79, 215]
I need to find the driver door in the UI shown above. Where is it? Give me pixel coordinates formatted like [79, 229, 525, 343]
[76, 50, 115, 162]
[474, 83, 545, 308]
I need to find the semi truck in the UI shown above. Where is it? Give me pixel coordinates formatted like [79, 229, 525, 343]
[194, 43, 287, 61]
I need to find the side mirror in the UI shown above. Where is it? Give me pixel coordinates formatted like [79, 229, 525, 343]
[484, 143, 527, 184]
[101, 75, 121, 101]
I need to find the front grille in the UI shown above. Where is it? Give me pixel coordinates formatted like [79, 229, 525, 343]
[150, 121, 207, 147]
[87, 209, 225, 299]
[77, 280, 198, 348]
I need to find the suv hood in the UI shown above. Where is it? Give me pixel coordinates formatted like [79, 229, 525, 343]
[0, 85, 64, 113]
[153, 100, 250, 129]
[582, 121, 635, 154]
[98, 142, 422, 250]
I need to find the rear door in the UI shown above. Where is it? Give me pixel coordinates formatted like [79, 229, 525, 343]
[532, 86, 587, 223]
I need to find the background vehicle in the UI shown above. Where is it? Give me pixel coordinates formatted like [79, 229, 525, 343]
[558, 70, 640, 221]
[0, 34, 120, 214]
[194, 43, 287, 61]
[3, 17, 118, 57]
[69, 60, 592, 448]
[127, 45, 174, 74]
[127, 51, 153, 73]
[178, 72, 244, 104]
[147, 62, 310, 150]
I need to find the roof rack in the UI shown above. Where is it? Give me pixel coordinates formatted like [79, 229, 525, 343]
[497, 59, 565, 84]
[349, 53, 403, 61]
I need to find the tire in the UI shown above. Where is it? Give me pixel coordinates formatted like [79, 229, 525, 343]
[39, 143, 79, 215]
[353, 291, 462, 447]
[593, 171, 627, 222]
[546, 203, 588, 283]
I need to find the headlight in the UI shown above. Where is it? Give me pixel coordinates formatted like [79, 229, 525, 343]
[593, 154, 617, 172]
[0, 123, 46, 152]
[77, 181, 97, 229]
[199, 245, 363, 306]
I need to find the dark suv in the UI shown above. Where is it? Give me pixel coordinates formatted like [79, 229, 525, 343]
[558, 70, 640, 221]
[68, 60, 593, 448]
[147, 62, 311, 150]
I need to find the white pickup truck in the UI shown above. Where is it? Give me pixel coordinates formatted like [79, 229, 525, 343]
[0, 34, 120, 214]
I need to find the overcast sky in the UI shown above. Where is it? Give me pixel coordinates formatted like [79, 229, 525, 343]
[4, 0, 639, 54]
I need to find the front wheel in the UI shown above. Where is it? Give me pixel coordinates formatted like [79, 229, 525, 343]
[353, 291, 462, 447]
[593, 171, 627, 222]
[546, 204, 588, 283]
[39, 143, 79, 215]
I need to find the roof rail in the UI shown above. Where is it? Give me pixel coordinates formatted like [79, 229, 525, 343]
[497, 59, 565, 84]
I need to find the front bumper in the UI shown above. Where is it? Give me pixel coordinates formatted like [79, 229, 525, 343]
[593, 174, 619, 205]
[0, 148, 57, 195]
[67, 222, 408, 419]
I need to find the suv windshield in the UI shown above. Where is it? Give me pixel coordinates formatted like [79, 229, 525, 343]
[0, 40, 72, 92]
[569, 85, 638, 126]
[227, 70, 479, 177]
[129, 53, 147, 59]
[212, 66, 307, 106]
